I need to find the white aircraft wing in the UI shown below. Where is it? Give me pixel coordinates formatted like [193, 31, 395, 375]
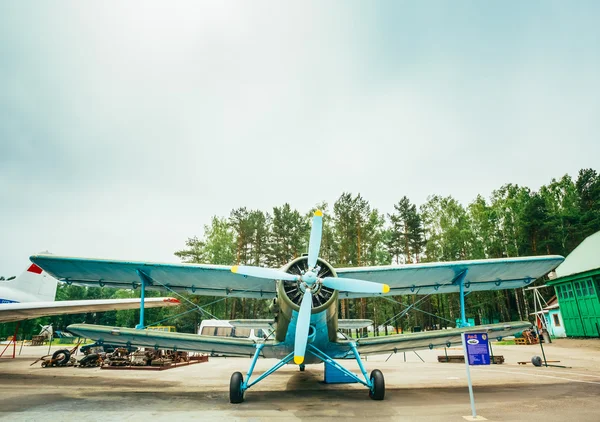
[0, 297, 180, 323]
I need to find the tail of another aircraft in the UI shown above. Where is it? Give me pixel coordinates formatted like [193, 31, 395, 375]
[2, 264, 58, 302]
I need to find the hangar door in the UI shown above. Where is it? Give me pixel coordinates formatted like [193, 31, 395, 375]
[556, 283, 585, 336]
[573, 278, 600, 337]
[556, 278, 600, 337]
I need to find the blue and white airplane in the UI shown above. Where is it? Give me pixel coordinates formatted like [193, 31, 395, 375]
[0, 262, 180, 323]
[30, 211, 563, 402]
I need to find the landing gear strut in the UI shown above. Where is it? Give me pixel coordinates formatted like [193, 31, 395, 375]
[229, 344, 295, 404]
[229, 342, 385, 403]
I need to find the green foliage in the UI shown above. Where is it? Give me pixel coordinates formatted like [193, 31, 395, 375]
[387, 196, 424, 264]
[267, 203, 309, 266]
[5, 168, 598, 339]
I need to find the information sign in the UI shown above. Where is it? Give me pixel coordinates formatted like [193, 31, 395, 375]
[464, 332, 490, 365]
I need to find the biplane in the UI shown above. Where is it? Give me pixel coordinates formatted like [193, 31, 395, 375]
[30, 211, 563, 402]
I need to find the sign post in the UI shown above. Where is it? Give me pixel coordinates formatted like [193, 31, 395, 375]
[461, 332, 490, 421]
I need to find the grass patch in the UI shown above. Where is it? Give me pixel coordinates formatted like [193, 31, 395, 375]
[494, 340, 516, 346]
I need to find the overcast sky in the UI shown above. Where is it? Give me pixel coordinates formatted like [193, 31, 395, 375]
[1, 1, 599, 276]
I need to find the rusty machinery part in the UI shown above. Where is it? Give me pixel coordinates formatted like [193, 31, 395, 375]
[113, 348, 131, 357]
[78, 353, 102, 368]
[163, 350, 189, 363]
[130, 350, 155, 366]
[40, 356, 76, 368]
[151, 356, 173, 366]
[105, 356, 130, 366]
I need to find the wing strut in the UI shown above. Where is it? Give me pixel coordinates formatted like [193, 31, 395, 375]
[453, 270, 469, 328]
[136, 270, 152, 329]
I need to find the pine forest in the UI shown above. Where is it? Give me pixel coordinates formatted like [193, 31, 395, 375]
[2, 168, 599, 339]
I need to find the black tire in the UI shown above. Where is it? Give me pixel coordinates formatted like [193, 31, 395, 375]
[531, 356, 543, 367]
[369, 369, 385, 400]
[299, 364, 305, 372]
[229, 372, 244, 404]
[52, 349, 71, 366]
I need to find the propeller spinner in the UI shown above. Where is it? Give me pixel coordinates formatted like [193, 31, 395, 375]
[231, 210, 390, 365]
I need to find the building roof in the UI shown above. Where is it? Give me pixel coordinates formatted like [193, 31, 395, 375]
[555, 231, 600, 279]
[545, 295, 558, 308]
[531, 295, 559, 315]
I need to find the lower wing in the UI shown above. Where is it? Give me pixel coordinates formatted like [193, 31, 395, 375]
[0, 297, 179, 323]
[341, 321, 531, 356]
[67, 323, 263, 357]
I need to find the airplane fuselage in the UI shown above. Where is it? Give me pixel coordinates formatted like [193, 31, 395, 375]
[0, 284, 38, 303]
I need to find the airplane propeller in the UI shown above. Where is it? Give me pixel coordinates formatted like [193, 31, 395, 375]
[307, 210, 323, 269]
[294, 287, 312, 364]
[230, 210, 390, 365]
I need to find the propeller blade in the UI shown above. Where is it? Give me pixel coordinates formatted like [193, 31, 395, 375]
[294, 288, 313, 365]
[231, 265, 299, 282]
[307, 210, 323, 269]
[321, 277, 390, 294]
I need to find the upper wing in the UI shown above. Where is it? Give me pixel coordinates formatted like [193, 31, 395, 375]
[336, 256, 564, 298]
[67, 323, 262, 357]
[347, 321, 531, 356]
[30, 254, 277, 299]
[0, 297, 180, 323]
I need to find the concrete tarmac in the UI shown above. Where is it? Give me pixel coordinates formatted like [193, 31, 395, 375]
[1, 338, 600, 421]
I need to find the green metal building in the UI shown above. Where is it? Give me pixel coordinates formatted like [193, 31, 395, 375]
[547, 231, 600, 337]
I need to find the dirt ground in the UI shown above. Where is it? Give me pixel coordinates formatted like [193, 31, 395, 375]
[1, 338, 600, 421]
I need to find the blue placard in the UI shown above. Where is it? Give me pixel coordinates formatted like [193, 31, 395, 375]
[464, 333, 490, 365]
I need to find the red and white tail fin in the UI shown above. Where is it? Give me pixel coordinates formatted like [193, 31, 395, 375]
[4, 264, 58, 302]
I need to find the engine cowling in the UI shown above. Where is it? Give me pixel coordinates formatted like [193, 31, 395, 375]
[281, 257, 336, 308]
[274, 256, 339, 343]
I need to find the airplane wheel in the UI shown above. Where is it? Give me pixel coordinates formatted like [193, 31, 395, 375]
[369, 369, 385, 400]
[299, 364, 305, 372]
[229, 371, 244, 404]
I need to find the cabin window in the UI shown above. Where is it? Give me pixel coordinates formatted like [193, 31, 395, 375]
[233, 328, 251, 338]
[552, 314, 561, 327]
[215, 327, 233, 337]
[201, 327, 215, 335]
